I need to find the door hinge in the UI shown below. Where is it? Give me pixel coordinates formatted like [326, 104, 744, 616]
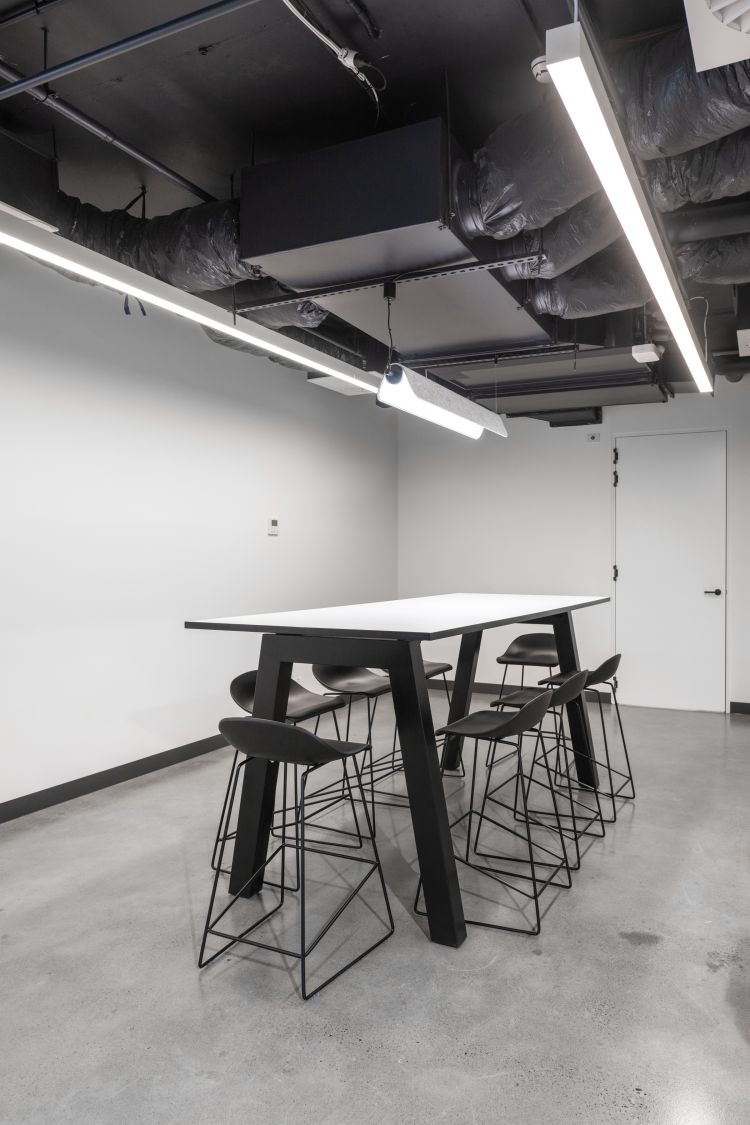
[613, 469, 619, 487]
[613, 446, 619, 464]
[613, 564, 619, 582]
[613, 675, 618, 691]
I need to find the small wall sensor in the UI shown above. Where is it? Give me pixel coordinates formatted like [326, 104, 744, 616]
[267, 518, 279, 536]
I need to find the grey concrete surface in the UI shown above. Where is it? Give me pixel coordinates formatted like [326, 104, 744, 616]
[1, 696, 749, 1125]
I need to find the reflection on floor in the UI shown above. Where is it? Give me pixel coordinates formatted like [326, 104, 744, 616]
[2, 695, 749, 1124]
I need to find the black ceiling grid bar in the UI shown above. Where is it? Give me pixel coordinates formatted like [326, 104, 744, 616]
[0, 54, 216, 201]
[0, 0, 265, 103]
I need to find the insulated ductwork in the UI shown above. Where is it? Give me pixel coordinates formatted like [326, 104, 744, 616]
[676, 233, 750, 284]
[458, 100, 598, 241]
[648, 128, 750, 211]
[529, 244, 649, 319]
[52, 192, 328, 330]
[609, 26, 750, 159]
[500, 193, 622, 280]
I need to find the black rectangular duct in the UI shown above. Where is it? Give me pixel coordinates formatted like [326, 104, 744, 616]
[0, 129, 57, 226]
[239, 119, 549, 357]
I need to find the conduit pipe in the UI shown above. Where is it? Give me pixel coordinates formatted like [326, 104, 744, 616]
[0, 56, 215, 202]
[0, 0, 264, 103]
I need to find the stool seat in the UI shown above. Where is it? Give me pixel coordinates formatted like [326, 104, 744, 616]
[219, 717, 366, 767]
[230, 671, 346, 722]
[490, 685, 543, 708]
[423, 660, 452, 678]
[287, 682, 347, 722]
[496, 633, 558, 668]
[313, 665, 391, 698]
[438, 709, 520, 741]
[439, 691, 553, 743]
[501, 670, 588, 711]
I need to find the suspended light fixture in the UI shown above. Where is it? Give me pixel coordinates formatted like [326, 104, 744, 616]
[545, 21, 713, 394]
[0, 207, 379, 395]
[377, 363, 508, 440]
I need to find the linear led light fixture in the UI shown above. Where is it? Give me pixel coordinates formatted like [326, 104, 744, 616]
[0, 207, 378, 394]
[545, 21, 713, 394]
[377, 363, 508, 439]
[0, 199, 58, 232]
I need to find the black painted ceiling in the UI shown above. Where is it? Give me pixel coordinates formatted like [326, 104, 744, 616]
[0, 0, 686, 212]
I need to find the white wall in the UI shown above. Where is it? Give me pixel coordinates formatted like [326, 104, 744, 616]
[0, 251, 397, 803]
[397, 384, 750, 706]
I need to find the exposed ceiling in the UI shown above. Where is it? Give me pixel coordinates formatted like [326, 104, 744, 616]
[0, 0, 746, 422]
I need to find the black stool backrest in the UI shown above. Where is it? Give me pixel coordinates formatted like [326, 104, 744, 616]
[499, 690, 554, 739]
[219, 716, 339, 767]
[550, 669, 588, 708]
[312, 665, 381, 693]
[230, 670, 258, 714]
[586, 654, 621, 688]
[498, 633, 559, 666]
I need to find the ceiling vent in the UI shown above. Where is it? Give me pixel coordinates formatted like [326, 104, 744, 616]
[684, 0, 750, 70]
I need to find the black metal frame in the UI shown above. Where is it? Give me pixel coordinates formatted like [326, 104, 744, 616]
[200, 753, 394, 1000]
[227, 631, 467, 947]
[415, 729, 572, 936]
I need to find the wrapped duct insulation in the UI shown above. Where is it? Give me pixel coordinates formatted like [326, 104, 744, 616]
[610, 27, 750, 159]
[648, 128, 750, 212]
[53, 192, 328, 330]
[467, 101, 598, 240]
[502, 194, 622, 280]
[55, 194, 262, 292]
[529, 244, 649, 319]
[676, 234, 750, 285]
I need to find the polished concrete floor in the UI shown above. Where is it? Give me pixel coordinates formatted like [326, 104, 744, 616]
[1, 696, 749, 1124]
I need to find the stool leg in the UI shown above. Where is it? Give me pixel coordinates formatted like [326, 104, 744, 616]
[612, 683, 636, 800]
[211, 748, 239, 871]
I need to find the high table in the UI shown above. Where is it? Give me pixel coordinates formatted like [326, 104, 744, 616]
[185, 592, 608, 949]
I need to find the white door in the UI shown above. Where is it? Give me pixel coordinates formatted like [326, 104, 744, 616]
[614, 431, 726, 711]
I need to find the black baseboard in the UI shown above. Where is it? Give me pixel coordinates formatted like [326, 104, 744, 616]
[730, 701, 750, 715]
[0, 734, 227, 825]
[428, 679, 611, 703]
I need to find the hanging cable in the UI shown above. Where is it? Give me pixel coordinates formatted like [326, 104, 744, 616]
[279, 0, 381, 112]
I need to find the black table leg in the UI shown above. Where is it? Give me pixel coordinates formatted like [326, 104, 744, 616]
[228, 635, 292, 897]
[389, 641, 466, 948]
[227, 631, 466, 947]
[441, 630, 482, 771]
[542, 611, 599, 789]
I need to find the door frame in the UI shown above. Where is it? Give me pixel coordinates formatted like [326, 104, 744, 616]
[611, 427, 728, 713]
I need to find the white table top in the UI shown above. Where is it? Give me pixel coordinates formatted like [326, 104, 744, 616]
[185, 592, 609, 642]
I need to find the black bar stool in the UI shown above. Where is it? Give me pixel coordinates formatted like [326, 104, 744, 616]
[415, 691, 572, 936]
[494, 670, 606, 862]
[495, 632, 559, 704]
[211, 671, 348, 870]
[200, 717, 394, 1000]
[541, 654, 635, 822]
[312, 665, 391, 742]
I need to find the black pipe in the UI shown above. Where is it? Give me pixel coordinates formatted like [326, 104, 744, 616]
[0, 0, 264, 103]
[0, 57, 215, 202]
[664, 201, 750, 244]
[0, 0, 64, 29]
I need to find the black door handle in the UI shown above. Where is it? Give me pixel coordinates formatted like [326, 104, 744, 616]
[703, 588, 722, 596]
